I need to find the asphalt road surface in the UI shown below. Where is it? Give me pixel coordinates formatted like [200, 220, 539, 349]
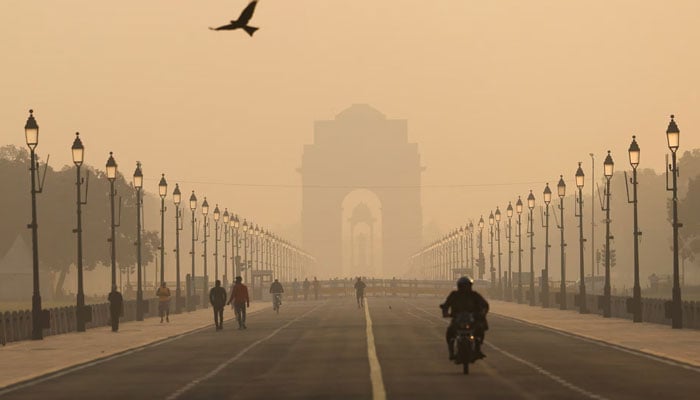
[1, 297, 698, 400]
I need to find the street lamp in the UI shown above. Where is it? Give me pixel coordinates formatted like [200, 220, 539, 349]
[106, 152, 119, 292]
[25, 110, 44, 340]
[541, 184, 552, 308]
[575, 163, 587, 314]
[495, 207, 502, 298]
[173, 184, 183, 313]
[515, 197, 524, 303]
[71, 132, 88, 332]
[213, 205, 221, 281]
[488, 211, 495, 290]
[602, 151, 614, 318]
[527, 190, 536, 306]
[242, 219, 249, 283]
[468, 222, 475, 275]
[158, 174, 167, 285]
[201, 197, 210, 307]
[625, 135, 642, 322]
[557, 176, 567, 310]
[188, 191, 197, 311]
[222, 209, 230, 288]
[666, 115, 682, 329]
[478, 216, 485, 280]
[506, 202, 513, 301]
[133, 162, 144, 321]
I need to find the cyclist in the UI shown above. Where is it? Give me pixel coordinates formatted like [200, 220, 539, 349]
[269, 278, 284, 311]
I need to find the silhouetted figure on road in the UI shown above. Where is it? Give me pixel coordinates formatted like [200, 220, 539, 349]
[313, 277, 320, 300]
[156, 282, 171, 323]
[108, 285, 123, 332]
[209, 0, 260, 36]
[303, 278, 310, 300]
[440, 277, 489, 361]
[354, 277, 366, 309]
[292, 278, 299, 301]
[227, 276, 250, 329]
[210, 280, 228, 330]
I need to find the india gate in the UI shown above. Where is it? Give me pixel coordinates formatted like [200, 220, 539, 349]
[299, 104, 423, 277]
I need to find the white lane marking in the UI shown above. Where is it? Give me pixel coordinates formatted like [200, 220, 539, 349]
[493, 313, 700, 373]
[409, 303, 609, 400]
[0, 308, 267, 397]
[486, 342, 610, 400]
[166, 305, 321, 400]
[364, 299, 387, 400]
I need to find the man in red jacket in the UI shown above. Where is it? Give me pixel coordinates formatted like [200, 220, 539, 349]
[227, 276, 250, 329]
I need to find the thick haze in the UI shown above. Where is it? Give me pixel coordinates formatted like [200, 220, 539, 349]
[2, 0, 700, 244]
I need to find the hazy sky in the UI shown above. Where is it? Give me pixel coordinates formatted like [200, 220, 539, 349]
[2, 0, 699, 239]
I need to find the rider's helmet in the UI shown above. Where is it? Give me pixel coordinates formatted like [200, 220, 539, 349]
[457, 276, 474, 289]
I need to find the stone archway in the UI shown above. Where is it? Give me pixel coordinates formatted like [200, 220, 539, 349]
[299, 104, 423, 278]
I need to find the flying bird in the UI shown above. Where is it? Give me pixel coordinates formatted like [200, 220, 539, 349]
[209, 0, 259, 36]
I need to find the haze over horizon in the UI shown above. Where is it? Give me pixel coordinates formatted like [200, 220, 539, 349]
[2, 0, 699, 236]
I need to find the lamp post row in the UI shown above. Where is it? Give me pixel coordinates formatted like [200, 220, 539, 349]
[406, 115, 684, 329]
[21, 110, 315, 339]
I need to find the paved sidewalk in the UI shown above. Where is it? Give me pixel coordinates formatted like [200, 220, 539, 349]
[0, 302, 270, 389]
[490, 300, 700, 367]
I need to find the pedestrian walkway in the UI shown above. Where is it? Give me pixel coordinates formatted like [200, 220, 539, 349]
[490, 300, 700, 367]
[0, 302, 270, 390]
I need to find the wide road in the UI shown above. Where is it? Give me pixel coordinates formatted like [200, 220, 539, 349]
[1, 297, 698, 400]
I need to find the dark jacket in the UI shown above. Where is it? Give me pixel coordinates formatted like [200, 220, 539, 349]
[441, 289, 489, 318]
[210, 286, 227, 308]
[270, 281, 284, 294]
[108, 291, 123, 315]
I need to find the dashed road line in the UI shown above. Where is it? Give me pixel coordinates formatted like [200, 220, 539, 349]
[364, 298, 387, 400]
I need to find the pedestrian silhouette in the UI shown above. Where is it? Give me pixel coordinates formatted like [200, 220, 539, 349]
[209, 0, 260, 36]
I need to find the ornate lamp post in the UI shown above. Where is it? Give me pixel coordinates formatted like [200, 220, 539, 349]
[188, 191, 197, 311]
[527, 191, 536, 306]
[106, 152, 119, 291]
[469, 222, 475, 274]
[557, 176, 567, 310]
[222, 209, 230, 288]
[506, 202, 513, 301]
[232, 215, 240, 279]
[541, 183, 552, 308]
[575, 163, 587, 314]
[242, 219, 249, 282]
[495, 207, 502, 297]
[173, 184, 183, 313]
[626, 136, 642, 322]
[478, 216, 485, 280]
[666, 115, 682, 329]
[516, 197, 524, 303]
[158, 174, 167, 284]
[488, 212, 495, 289]
[602, 151, 615, 318]
[213, 205, 221, 281]
[133, 163, 144, 321]
[71, 133, 88, 332]
[201, 198, 210, 307]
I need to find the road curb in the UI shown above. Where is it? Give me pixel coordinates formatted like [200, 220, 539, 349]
[491, 312, 700, 371]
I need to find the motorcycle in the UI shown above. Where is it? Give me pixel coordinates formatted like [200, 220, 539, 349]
[451, 312, 479, 374]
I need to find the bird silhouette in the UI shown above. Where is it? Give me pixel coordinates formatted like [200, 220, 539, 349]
[209, 0, 259, 36]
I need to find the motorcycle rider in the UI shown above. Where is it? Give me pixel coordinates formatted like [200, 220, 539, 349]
[269, 278, 284, 308]
[440, 277, 489, 360]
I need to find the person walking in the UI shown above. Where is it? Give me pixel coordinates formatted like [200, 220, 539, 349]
[292, 278, 299, 301]
[313, 277, 321, 300]
[156, 282, 171, 323]
[227, 276, 250, 329]
[354, 277, 367, 309]
[108, 285, 123, 332]
[209, 279, 228, 330]
[303, 278, 310, 301]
